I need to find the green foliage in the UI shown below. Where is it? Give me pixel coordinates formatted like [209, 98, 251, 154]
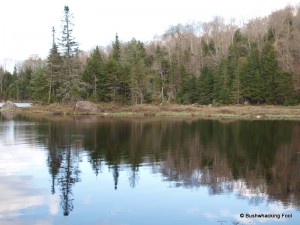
[213, 58, 230, 104]
[60, 5, 78, 57]
[112, 33, 121, 61]
[123, 38, 149, 104]
[261, 42, 293, 104]
[47, 43, 63, 102]
[197, 66, 214, 104]
[201, 40, 216, 56]
[7, 6, 299, 105]
[104, 58, 130, 103]
[30, 60, 48, 101]
[177, 74, 197, 104]
[1, 71, 15, 100]
[58, 5, 86, 102]
[83, 46, 111, 101]
[241, 48, 264, 103]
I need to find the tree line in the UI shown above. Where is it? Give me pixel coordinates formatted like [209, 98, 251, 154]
[0, 5, 300, 105]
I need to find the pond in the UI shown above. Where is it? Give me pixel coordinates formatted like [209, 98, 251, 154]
[0, 113, 299, 225]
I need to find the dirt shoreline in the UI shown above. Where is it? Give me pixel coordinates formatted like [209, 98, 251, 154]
[3, 103, 299, 120]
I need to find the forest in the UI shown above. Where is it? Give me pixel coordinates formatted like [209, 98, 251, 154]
[1, 5, 300, 105]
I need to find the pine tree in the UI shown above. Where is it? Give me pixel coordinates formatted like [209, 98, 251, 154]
[178, 73, 197, 104]
[123, 38, 149, 104]
[30, 60, 48, 101]
[2, 70, 14, 100]
[60, 6, 78, 58]
[197, 66, 214, 104]
[112, 33, 121, 61]
[276, 71, 294, 104]
[104, 58, 128, 103]
[261, 42, 278, 103]
[154, 44, 169, 103]
[260, 41, 294, 104]
[214, 58, 230, 104]
[228, 30, 248, 104]
[47, 27, 63, 102]
[229, 58, 245, 104]
[19, 66, 32, 100]
[104, 34, 130, 103]
[83, 46, 111, 101]
[58, 5, 86, 102]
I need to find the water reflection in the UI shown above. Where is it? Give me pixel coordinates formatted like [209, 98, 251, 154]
[0, 175, 59, 219]
[0, 113, 300, 224]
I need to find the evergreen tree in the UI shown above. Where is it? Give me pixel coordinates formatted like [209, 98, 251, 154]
[261, 42, 294, 104]
[60, 6, 78, 58]
[228, 30, 248, 104]
[104, 58, 129, 103]
[213, 58, 230, 104]
[17, 66, 32, 100]
[112, 33, 121, 61]
[153, 44, 169, 103]
[198, 66, 214, 104]
[123, 38, 149, 104]
[98, 34, 131, 103]
[47, 27, 63, 103]
[229, 58, 245, 104]
[13, 66, 20, 100]
[261, 43, 282, 103]
[178, 73, 197, 104]
[2, 71, 13, 100]
[261, 42, 278, 103]
[276, 71, 294, 104]
[58, 5, 86, 102]
[83, 46, 111, 101]
[30, 60, 48, 101]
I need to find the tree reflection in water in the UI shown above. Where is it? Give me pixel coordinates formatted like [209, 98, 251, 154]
[41, 116, 81, 216]
[13, 115, 300, 216]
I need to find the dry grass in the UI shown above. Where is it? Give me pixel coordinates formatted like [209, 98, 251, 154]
[12, 103, 300, 120]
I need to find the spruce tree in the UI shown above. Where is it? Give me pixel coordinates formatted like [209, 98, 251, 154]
[123, 38, 149, 104]
[214, 58, 230, 104]
[154, 44, 169, 103]
[2, 69, 12, 100]
[261, 42, 294, 104]
[261, 42, 278, 103]
[30, 60, 48, 101]
[58, 5, 86, 102]
[83, 46, 111, 101]
[103, 34, 131, 103]
[112, 33, 121, 61]
[47, 27, 63, 102]
[19, 66, 32, 100]
[228, 30, 248, 104]
[197, 66, 214, 104]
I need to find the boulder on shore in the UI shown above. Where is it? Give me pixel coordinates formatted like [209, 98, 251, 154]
[74, 101, 98, 113]
[1, 101, 18, 111]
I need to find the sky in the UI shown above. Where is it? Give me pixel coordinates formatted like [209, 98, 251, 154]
[0, 0, 299, 70]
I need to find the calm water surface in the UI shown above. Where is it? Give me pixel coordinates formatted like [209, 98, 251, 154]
[0, 113, 300, 225]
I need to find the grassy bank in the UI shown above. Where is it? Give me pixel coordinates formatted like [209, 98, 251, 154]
[8, 103, 300, 120]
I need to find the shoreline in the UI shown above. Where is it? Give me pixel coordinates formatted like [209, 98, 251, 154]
[2, 103, 300, 120]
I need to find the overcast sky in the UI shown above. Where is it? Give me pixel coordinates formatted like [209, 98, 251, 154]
[0, 0, 299, 69]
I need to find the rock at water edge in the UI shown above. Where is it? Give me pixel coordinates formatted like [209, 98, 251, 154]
[1, 101, 18, 110]
[75, 101, 98, 113]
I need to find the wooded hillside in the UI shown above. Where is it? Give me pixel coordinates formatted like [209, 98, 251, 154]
[1, 5, 300, 105]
